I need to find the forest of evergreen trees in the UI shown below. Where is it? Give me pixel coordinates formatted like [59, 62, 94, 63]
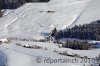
[52, 20, 100, 41]
[51, 20, 100, 50]
[62, 40, 92, 50]
[0, 0, 50, 9]
[0, 0, 50, 17]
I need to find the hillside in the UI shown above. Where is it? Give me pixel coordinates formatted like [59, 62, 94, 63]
[0, 0, 89, 39]
[0, 0, 100, 66]
[71, 0, 100, 26]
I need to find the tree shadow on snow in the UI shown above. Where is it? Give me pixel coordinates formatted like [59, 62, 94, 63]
[0, 50, 7, 66]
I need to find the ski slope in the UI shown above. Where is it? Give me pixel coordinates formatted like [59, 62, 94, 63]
[0, 0, 89, 38]
[72, 0, 100, 26]
[0, 0, 100, 66]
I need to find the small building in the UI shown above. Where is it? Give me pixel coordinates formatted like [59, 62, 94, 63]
[0, 38, 9, 43]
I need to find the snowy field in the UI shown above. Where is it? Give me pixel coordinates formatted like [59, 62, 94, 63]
[0, 41, 100, 66]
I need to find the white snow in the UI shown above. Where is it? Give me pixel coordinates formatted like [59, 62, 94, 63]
[72, 0, 100, 26]
[0, 38, 9, 43]
[0, 41, 100, 66]
[0, 0, 89, 38]
[0, 0, 100, 66]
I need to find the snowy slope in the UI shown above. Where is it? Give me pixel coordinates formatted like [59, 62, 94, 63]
[0, 0, 89, 38]
[0, 0, 100, 66]
[72, 0, 100, 26]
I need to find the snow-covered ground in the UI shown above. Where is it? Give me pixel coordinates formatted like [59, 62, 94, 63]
[0, 0, 100, 66]
[0, 0, 90, 38]
[0, 41, 100, 66]
[72, 0, 100, 26]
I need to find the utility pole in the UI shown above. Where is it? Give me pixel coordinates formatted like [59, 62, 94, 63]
[0, 10, 2, 17]
[49, 34, 52, 59]
[0, 0, 2, 17]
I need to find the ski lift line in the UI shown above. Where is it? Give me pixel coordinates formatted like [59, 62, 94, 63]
[44, 28, 58, 59]
[71, 10, 81, 15]
[49, 33, 57, 43]
[5, 54, 8, 66]
[68, 0, 92, 28]
[67, 6, 86, 28]
[51, 36, 57, 43]
[42, 24, 58, 43]
[49, 34, 52, 58]
[3, 10, 13, 16]
[5, 17, 18, 28]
